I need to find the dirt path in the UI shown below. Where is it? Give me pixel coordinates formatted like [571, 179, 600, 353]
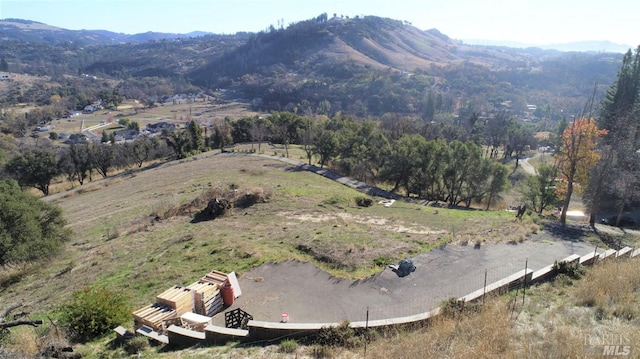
[520, 154, 538, 175]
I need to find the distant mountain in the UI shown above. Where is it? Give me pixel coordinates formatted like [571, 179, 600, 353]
[0, 16, 624, 118]
[463, 38, 634, 53]
[189, 16, 621, 116]
[0, 18, 213, 46]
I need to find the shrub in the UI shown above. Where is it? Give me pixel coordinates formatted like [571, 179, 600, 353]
[280, 338, 298, 353]
[314, 321, 358, 347]
[612, 304, 637, 321]
[125, 336, 149, 354]
[552, 260, 584, 280]
[58, 285, 131, 343]
[373, 256, 394, 267]
[355, 196, 373, 207]
[311, 345, 333, 358]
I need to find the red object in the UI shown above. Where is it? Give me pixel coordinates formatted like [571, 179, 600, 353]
[221, 281, 235, 306]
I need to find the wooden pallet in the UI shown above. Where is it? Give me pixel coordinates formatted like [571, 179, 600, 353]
[156, 286, 194, 315]
[200, 270, 228, 286]
[132, 303, 177, 331]
[187, 281, 220, 315]
[205, 291, 224, 317]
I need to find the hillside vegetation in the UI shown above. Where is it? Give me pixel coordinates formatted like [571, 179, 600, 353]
[0, 16, 623, 119]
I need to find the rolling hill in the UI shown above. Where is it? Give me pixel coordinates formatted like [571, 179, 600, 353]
[0, 16, 626, 118]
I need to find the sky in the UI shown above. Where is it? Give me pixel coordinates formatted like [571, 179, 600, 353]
[1, 0, 639, 47]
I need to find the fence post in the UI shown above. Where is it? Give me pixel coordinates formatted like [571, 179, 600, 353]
[482, 269, 487, 304]
[522, 258, 528, 306]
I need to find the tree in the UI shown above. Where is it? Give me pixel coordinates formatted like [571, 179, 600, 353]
[249, 116, 271, 151]
[186, 119, 204, 153]
[523, 163, 559, 213]
[311, 124, 339, 168]
[231, 117, 254, 144]
[506, 123, 536, 170]
[442, 141, 482, 206]
[555, 117, 606, 225]
[58, 143, 92, 186]
[0, 179, 71, 266]
[301, 117, 315, 165]
[4, 149, 60, 196]
[608, 150, 640, 226]
[125, 136, 153, 168]
[410, 138, 448, 201]
[166, 130, 192, 159]
[270, 112, 302, 158]
[0, 58, 8, 72]
[588, 46, 640, 226]
[89, 143, 115, 178]
[101, 131, 109, 143]
[380, 134, 424, 193]
[485, 162, 510, 210]
[209, 118, 233, 151]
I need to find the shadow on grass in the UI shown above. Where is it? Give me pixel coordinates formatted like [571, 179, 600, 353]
[542, 222, 588, 242]
[190, 210, 217, 224]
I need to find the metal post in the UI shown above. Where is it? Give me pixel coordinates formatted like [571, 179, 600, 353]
[593, 245, 598, 265]
[522, 258, 528, 306]
[364, 306, 369, 357]
[482, 269, 487, 304]
[365, 306, 369, 330]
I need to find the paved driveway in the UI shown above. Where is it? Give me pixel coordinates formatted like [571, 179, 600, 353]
[213, 233, 596, 325]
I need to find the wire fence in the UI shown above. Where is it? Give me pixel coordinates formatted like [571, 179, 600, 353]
[322, 259, 536, 323]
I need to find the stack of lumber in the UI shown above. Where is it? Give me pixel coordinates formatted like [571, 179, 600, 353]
[156, 286, 195, 316]
[203, 290, 224, 316]
[132, 303, 177, 331]
[200, 270, 228, 286]
[187, 281, 221, 316]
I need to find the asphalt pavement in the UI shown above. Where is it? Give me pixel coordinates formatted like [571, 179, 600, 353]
[212, 233, 596, 325]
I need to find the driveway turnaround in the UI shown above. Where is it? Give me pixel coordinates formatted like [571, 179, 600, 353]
[213, 234, 596, 325]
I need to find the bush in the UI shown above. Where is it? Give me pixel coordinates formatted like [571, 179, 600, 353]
[311, 345, 333, 358]
[552, 260, 585, 280]
[314, 321, 358, 347]
[355, 196, 373, 207]
[125, 336, 149, 354]
[0, 179, 71, 266]
[280, 338, 298, 353]
[373, 256, 394, 267]
[59, 285, 131, 343]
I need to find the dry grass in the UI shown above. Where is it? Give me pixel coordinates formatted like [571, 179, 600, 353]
[574, 259, 640, 320]
[359, 257, 640, 359]
[367, 299, 512, 359]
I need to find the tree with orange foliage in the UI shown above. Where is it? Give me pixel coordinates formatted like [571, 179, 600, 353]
[555, 117, 607, 225]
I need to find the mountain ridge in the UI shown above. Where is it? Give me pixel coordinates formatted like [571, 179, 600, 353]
[0, 16, 624, 118]
[1, 17, 634, 54]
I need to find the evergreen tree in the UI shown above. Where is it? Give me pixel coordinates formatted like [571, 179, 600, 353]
[588, 46, 640, 225]
[0, 58, 8, 72]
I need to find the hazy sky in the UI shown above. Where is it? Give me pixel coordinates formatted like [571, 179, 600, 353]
[2, 0, 639, 46]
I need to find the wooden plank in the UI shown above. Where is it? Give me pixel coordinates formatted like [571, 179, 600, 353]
[228, 272, 242, 298]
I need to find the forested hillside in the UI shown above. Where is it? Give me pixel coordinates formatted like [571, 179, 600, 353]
[0, 15, 624, 120]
